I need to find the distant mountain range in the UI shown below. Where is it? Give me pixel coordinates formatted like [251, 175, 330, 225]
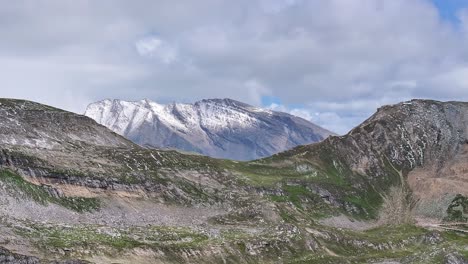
[84, 98, 335, 160]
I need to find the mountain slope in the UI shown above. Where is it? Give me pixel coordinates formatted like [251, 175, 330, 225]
[249, 99, 468, 221]
[0, 98, 466, 263]
[84, 98, 334, 160]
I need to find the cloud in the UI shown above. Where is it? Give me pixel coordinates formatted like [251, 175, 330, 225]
[245, 79, 271, 105]
[260, 0, 300, 14]
[268, 103, 376, 135]
[431, 67, 468, 92]
[1, 0, 468, 133]
[135, 37, 178, 64]
[458, 8, 468, 33]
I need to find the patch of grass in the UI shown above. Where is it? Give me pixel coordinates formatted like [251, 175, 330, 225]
[0, 169, 50, 204]
[278, 207, 298, 223]
[57, 197, 101, 212]
[0, 169, 100, 212]
[16, 224, 209, 254]
[233, 163, 308, 187]
[21, 225, 143, 250]
[270, 185, 311, 210]
[361, 224, 426, 243]
[293, 224, 434, 263]
[343, 188, 382, 220]
[143, 226, 209, 247]
[441, 230, 468, 247]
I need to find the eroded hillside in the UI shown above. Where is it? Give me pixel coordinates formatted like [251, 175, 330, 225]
[0, 99, 466, 263]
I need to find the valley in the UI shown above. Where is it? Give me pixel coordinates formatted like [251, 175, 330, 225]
[0, 99, 466, 263]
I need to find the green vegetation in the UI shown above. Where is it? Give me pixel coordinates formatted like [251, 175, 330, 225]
[15, 223, 209, 256]
[235, 159, 386, 220]
[278, 206, 299, 222]
[0, 169, 100, 212]
[14, 223, 208, 259]
[292, 224, 468, 263]
[437, 232, 468, 264]
[360, 224, 425, 243]
[445, 194, 468, 222]
[11, 216, 468, 263]
[270, 185, 312, 210]
[231, 162, 310, 187]
[58, 197, 100, 212]
[343, 186, 383, 219]
[269, 184, 335, 219]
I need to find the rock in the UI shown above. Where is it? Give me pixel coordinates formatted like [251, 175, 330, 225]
[0, 247, 39, 264]
[445, 253, 468, 264]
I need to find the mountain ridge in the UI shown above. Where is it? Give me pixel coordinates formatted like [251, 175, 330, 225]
[84, 98, 335, 160]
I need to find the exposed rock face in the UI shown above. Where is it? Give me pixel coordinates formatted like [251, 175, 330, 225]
[84, 98, 334, 160]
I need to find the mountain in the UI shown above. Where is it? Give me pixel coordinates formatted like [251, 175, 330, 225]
[260, 99, 468, 221]
[0, 98, 466, 263]
[84, 98, 334, 160]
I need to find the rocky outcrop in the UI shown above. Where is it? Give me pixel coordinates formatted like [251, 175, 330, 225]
[0, 247, 39, 264]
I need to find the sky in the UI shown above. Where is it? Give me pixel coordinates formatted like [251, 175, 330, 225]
[1, 0, 468, 134]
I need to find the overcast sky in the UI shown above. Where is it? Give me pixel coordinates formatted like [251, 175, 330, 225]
[1, 0, 468, 134]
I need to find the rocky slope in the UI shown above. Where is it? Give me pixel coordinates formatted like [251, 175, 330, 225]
[255, 99, 468, 220]
[84, 98, 334, 160]
[0, 98, 466, 263]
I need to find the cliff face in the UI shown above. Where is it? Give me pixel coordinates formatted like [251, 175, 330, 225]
[84, 98, 334, 160]
[0, 98, 466, 263]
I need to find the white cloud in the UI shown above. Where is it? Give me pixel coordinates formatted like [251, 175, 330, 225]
[268, 103, 366, 135]
[1, 0, 468, 133]
[135, 37, 178, 64]
[245, 79, 271, 105]
[431, 67, 468, 91]
[458, 8, 468, 35]
[260, 0, 300, 14]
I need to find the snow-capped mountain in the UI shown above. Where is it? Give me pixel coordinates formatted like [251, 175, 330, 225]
[84, 98, 334, 160]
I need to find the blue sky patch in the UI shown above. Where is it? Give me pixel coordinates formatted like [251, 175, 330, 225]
[432, 0, 468, 25]
[261, 96, 282, 106]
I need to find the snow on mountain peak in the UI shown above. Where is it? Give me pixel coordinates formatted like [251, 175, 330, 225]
[85, 98, 334, 160]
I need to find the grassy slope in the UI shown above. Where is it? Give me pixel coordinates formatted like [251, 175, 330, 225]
[9, 217, 467, 263]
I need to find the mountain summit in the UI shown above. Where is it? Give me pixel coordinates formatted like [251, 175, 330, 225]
[84, 98, 334, 160]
